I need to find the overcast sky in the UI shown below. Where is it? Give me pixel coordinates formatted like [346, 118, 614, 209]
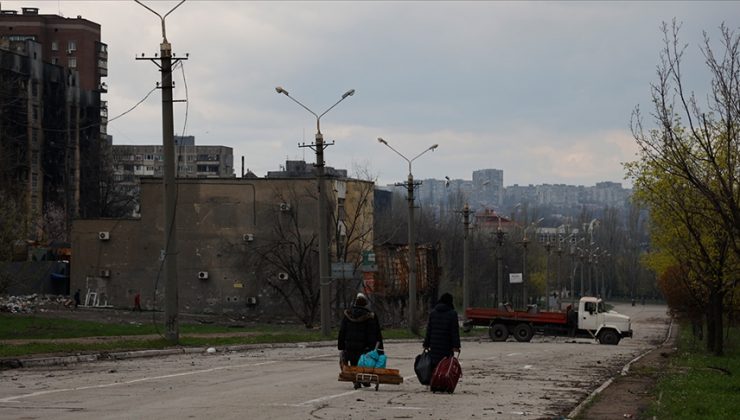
[5, 1, 738, 186]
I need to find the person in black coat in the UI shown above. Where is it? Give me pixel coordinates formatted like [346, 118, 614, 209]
[338, 293, 384, 367]
[423, 292, 461, 368]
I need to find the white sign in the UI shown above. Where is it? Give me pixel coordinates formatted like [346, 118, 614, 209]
[509, 273, 523, 284]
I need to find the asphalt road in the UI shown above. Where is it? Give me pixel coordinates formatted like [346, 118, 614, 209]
[0, 303, 670, 420]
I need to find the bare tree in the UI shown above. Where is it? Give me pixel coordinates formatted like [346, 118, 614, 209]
[629, 20, 740, 355]
[255, 184, 320, 328]
[329, 167, 376, 311]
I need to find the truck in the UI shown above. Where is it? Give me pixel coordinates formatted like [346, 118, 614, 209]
[463, 297, 633, 345]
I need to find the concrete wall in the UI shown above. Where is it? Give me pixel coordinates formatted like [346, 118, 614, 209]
[70, 177, 373, 318]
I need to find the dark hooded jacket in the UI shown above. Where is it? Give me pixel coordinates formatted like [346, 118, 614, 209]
[423, 301, 461, 366]
[338, 306, 383, 355]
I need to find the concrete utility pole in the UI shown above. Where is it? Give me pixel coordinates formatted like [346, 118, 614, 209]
[521, 237, 529, 308]
[460, 203, 472, 314]
[544, 238, 553, 311]
[494, 225, 506, 308]
[377, 138, 437, 334]
[136, 0, 187, 344]
[276, 87, 354, 337]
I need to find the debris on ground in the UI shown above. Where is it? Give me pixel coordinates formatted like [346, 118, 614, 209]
[0, 294, 71, 313]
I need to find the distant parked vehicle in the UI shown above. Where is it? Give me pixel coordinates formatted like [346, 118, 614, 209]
[463, 296, 632, 345]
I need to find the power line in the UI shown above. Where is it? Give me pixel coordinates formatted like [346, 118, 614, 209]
[108, 86, 158, 124]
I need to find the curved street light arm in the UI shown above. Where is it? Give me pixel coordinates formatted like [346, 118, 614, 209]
[135, 0, 186, 43]
[377, 138, 412, 170]
[276, 87, 354, 134]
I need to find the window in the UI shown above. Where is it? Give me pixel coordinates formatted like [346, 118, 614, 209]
[68, 57, 77, 68]
[51, 40, 58, 51]
[52, 57, 59, 65]
[67, 40, 76, 52]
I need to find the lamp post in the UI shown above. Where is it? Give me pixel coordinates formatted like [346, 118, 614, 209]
[135, 0, 186, 344]
[495, 225, 506, 308]
[555, 243, 563, 310]
[276, 86, 355, 337]
[377, 137, 438, 333]
[543, 236, 553, 311]
[461, 203, 472, 315]
[521, 218, 542, 308]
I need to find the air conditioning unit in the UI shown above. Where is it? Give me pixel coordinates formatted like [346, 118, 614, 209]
[279, 203, 291, 212]
[98, 231, 110, 241]
[246, 297, 258, 305]
[99, 269, 111, 278]
[242, 233, 254, 242]
[277, 272, 289, 281]
[198, 271, 209, 280]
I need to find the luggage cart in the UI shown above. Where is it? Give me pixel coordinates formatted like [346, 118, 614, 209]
[338, 364, 403, 391]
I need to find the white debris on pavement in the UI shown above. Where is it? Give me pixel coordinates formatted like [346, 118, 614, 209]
[0, 294, 71, 313]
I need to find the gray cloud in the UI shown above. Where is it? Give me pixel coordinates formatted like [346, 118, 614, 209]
[7, 0, 737, 186]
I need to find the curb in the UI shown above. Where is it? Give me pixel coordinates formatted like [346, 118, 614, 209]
[566, 318, 675, 419]
[0, 340, 336, 370]
[1, 337, 447, 370]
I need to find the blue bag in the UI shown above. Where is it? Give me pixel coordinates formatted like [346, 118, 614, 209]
[358, 346, 386, 368]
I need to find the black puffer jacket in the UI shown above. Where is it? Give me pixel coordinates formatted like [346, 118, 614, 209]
[423, 302, 461, 365]
[337, 306, 383, 353]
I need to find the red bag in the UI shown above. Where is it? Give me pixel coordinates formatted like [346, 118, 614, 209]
[430, 354, 462, 393]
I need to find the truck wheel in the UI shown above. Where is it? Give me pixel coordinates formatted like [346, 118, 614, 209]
[489, 323, 509, 342]
[598, 330, 620, 345]
[513, 323, 534, 342]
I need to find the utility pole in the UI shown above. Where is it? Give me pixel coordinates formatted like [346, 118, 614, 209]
[310, 131, 331, 336]
[555, 243, 563, 310]
[460, 203, 472, 314]
[521, 237, 529, 308]
[276, 87, 354, 336]
[495, 225, 506, 308]
[405, 173, 420, 333]
[544, 238, 553, 311]
[136, 0, 187, 344]
[377, 138, 437, 334]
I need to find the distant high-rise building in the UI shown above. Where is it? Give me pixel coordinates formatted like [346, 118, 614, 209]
[266, 160, 347, 178]
[1, 6, 108, 238]
[110, 137, 234, 216]
[472, 168, 504, 209]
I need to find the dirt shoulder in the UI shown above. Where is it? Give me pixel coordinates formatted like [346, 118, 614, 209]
[574, 323, 677, 419]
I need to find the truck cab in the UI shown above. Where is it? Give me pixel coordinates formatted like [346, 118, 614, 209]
[577, 297, 632, 345]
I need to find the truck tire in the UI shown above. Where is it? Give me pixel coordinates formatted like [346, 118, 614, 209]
[598, 329, 620, 345]
[513, 323, 534, 342]
[489, 323, 509, 342]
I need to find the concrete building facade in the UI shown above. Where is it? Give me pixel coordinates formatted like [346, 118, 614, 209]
[71, 177, 374, 319]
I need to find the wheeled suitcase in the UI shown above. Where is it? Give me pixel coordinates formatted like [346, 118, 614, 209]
[429, 354, 462, 393]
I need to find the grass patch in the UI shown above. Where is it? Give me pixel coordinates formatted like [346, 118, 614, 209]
[0, 312, 481, 358]
[0, 313, 157, 339]
[646, 325, 740, 419]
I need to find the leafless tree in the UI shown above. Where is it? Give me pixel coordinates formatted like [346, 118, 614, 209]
[255, 184, 320, 328]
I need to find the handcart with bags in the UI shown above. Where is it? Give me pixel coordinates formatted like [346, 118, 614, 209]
[338, 344, 403, 391]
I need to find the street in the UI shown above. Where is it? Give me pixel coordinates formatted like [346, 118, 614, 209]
[0, 303, 670, 420]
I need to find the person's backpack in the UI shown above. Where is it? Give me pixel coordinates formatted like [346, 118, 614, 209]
[430, 354, 462, 393]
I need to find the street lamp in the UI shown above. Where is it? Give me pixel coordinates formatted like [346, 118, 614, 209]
[521, 217, 543, 308]
[377, 137, 438, 333]
[494, 222, 506, 309]
[543, 236, 553, 311]
[276, 86, 355, 337]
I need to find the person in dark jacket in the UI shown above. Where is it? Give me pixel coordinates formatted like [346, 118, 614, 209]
[338, 293, 384, 367]
[423, 292, 461, 369]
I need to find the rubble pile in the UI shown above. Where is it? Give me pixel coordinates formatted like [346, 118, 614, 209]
[0, 294, 70, 313]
